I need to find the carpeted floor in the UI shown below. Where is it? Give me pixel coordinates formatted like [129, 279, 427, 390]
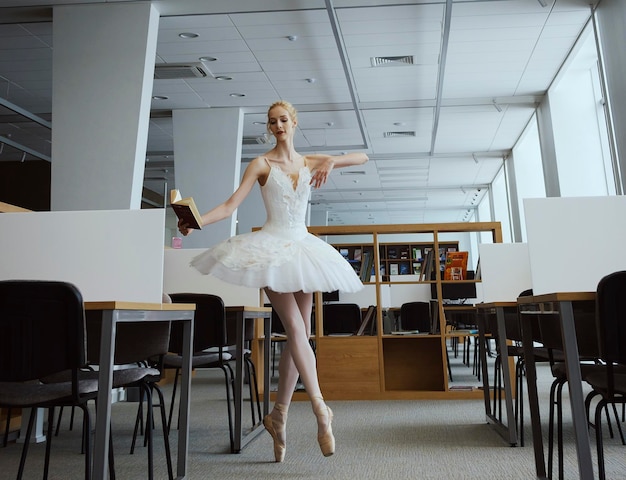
[3, 357, 626, 479]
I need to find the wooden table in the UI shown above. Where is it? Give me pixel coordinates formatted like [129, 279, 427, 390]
[86, 302, 195, 480]
[517, 292, 596, 480]
[225, 306, 272, 453]
[475, 302, 518, 446]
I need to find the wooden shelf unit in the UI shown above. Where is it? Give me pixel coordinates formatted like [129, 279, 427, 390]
[309, 222, 501, 400]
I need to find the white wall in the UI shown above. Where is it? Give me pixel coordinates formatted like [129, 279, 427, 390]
[524, 196, 626, 294]
[478, 243, 532, 302]
[0, 209, 165, 302]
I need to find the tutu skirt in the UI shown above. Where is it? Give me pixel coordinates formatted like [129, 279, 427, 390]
[190, 228, 363, 294]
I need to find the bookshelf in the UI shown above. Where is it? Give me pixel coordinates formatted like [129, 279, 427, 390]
[292, 222, 502, 401]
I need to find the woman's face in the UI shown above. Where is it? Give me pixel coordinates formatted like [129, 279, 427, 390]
[268, 106, 296, 141]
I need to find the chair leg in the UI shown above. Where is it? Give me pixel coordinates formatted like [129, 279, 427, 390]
[2, 407, 11, 447]
[79, 404, 92, 480]
[595, 400, 607, 480]
[16, 408, 36, 480]
[167, 368, 180, 434]
[43, 407, 56, 480]
[221, 365, 236, 453]
[245, 354, 262, 426]
[130, 387, 147, 454]
[153, 384, 174, 480]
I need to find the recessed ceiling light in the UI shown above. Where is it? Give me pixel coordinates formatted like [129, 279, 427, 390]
[230, 93, 245, 97]
[179, 32, 198, 39]
[199, 56, 217, 62]
[152, 95, 168, 100]
[306, 78, 316, 83]
[394, 122, 406, 126]
[287, 35, 298, 41]
[215, 76, 232, 81]
[253, 121, 265, 125]
[326, 122, 334, 127]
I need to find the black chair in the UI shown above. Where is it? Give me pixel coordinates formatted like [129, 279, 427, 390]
[166, 293, 261, 453]
[583, 270, 626, 480]
[322, 303, 362, 336]
[399, 301, 431, 332]
[0, 280, 98, 480]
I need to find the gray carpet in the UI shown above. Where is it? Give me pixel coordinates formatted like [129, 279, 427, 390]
[3, 360, 626, 479]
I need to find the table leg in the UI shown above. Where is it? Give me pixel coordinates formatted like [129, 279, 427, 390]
[478, 313, 493, 418]
[263, 313, 271, 418]
[521, 312, 547, 480]
[233, 311, 244, 453]
[93, 310, 116, 480]
[176, 317, 193, 477]
[559, 301, 594, 479]
[496, 307, 518, 446]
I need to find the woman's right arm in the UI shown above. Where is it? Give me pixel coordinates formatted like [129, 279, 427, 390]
[178, 157, 267, 235]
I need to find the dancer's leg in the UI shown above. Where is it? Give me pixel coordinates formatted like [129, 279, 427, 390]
[266, 290, 334, 457]
[275, 291, 313, 406]
[263, 292, 312, 461]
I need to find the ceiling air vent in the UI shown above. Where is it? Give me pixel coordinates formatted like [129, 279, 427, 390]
[242, 135, 270, 145]
[154, 63, 208, 79]
[383, 131, 416, 138]
[370, 55, 415, 67]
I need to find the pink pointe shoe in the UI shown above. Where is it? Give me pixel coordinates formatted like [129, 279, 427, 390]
[317, 406, 335, 457]
[263, 406, 287, 462]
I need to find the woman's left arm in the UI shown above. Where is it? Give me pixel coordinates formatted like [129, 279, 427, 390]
[307, 152, 369, 189]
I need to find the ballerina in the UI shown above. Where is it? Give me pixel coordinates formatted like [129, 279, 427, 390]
[178, 100, 368, 461]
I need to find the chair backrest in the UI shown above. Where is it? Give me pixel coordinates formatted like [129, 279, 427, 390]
[323, 303, 362, 335]
[596, 270, 626, 366]
[168, 293, 227, 354]
[85, 312, 171, 366]
[399, 301, 431, 332]
[0, 280, 86, 382]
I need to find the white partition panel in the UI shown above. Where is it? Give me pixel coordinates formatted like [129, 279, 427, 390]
[524, 196, 626, 294]
[478, 243, 532, 302]
[0, 209, 165, 302]
[163, 248, 261, 306]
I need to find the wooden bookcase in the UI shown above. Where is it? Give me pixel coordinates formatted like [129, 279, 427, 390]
[336, 241, 459, 280]
[302, 222, 502, 400]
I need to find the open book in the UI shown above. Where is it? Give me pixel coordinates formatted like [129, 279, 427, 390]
[170, 189, 202, 230]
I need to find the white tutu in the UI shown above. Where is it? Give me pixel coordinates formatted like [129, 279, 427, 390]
[190, 163, 364, 294]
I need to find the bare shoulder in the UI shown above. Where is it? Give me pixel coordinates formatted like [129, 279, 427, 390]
[246, 155, 272, 185]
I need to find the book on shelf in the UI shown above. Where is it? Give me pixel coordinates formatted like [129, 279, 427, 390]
[389, 263, 399, 275]
[356, 305, 376, 336]
[170, 189, 202, 230]
[443, 251, 469, 280]
[354, 248, 362, 261]
[359, 250, 374, 283]
[419, 248, 436, 281]
[399, 262, 410, 275]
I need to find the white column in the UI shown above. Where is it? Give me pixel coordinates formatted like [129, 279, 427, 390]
[173, 108, 244, 248]
[51, 3, 159, 211]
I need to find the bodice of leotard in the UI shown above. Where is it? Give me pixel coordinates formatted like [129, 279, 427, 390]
[260, 166, 311, 239]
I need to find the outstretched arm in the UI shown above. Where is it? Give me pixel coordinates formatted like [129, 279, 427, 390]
[306, 152, 368, 189]
[178, 157, 268, 235]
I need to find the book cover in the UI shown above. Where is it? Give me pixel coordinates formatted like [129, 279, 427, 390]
[389, 263, 399, 275]
[356, 305, 376, 336]
[170, 189, 203, 230]
[443, 251, 468, 280]
[359, 250, 373, 282]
